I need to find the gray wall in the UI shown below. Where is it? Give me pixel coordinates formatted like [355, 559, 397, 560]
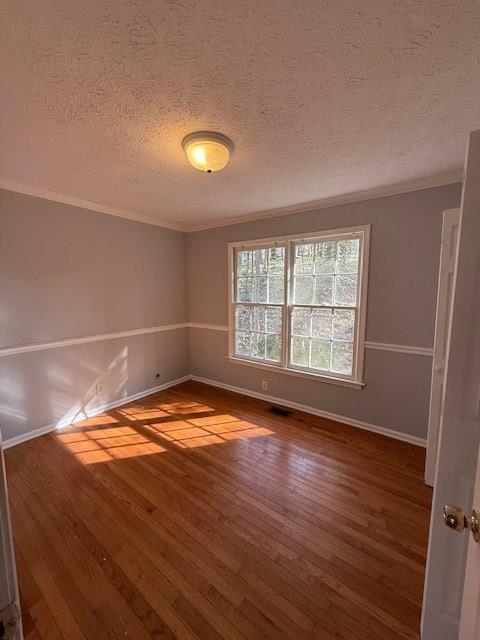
[0, 189, 189, 442]
[0, 183, 463, 444]
[187, 183, 462, 440]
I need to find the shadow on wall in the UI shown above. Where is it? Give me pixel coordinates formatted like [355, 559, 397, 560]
[0, 346, 130, 442]
[54, 347, 129, 427]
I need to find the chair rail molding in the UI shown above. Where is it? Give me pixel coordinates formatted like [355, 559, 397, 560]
[0, 322, 433, 358]
[189, 323, 433, 356]
[0, 323, 189, 357]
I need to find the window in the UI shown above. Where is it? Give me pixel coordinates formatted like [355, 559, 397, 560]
[228, 226, 370, 387]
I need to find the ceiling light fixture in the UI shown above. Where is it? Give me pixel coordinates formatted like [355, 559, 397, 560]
[182, 131, 233, 173]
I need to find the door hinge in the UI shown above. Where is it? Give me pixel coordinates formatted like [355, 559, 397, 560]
[0, 602, 19, 640]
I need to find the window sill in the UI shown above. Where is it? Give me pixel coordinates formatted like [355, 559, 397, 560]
[226, 356, 364, 389]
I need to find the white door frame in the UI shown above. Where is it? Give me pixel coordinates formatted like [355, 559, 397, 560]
[425, 207, 460, 486]
[459, 441, 480, 639]
[422, 130, 480, 639]
[0, 433, 23, 640]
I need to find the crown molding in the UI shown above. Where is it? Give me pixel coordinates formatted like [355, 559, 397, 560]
[186, 169, 464, 232]
[0, 179, 184, 232]
[1, 169, 463, 234]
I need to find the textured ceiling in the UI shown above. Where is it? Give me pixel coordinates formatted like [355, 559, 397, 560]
[1, 0, 479, 230]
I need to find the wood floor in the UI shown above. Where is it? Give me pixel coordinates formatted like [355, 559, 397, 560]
[5, 380, 432, 640]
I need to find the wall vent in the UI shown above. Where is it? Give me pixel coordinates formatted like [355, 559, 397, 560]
[267, 406, 292, 418]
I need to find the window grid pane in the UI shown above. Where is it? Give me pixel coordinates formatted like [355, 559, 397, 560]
[234, 303, 282, 363]
[292, 239, 360, 307]
[290, 306, 356, 375]
[235, 246, 285, 305]
[232, 232, 364, 382]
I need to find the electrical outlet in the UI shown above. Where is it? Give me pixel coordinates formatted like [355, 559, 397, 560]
[261, 380, 268, 391]
[96, 383, 104, 395]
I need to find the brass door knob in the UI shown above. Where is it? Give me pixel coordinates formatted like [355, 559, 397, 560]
[444, 505, 479, 542]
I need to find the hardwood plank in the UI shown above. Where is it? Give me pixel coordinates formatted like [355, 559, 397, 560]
[6, 380, 431, 639]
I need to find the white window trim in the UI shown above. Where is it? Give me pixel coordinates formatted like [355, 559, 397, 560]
[227, 224, 370, 389]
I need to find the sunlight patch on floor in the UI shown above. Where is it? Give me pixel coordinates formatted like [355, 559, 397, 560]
[174, 426, 274, 449]
[146, 417, 274, 449]
[71, 414, 120, 428]
[154, 401, 215, 414]
[55, 400, 275, 463]
[56, 427, 166, 463]
[188, 414, 240, 427]
[125, 409, 171, 420]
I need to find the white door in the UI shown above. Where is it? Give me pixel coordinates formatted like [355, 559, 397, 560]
[0, 433, 23, 640]
[459, 445, 480, 639]
[422, 129, 480, 639]
[425, 207, 460, 487]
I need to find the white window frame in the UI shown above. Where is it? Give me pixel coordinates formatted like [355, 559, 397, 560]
[227, 225, 370, 389]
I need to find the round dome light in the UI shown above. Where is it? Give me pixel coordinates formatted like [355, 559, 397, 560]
[182, 131, 233, 173]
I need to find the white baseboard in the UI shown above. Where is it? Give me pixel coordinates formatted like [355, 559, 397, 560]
[190, 375, 427, 448]
[3, 373, 426, 450]
[2, 375, 191, 449]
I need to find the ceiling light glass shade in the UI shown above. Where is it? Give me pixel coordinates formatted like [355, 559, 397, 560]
[182, 131, 233, 172]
